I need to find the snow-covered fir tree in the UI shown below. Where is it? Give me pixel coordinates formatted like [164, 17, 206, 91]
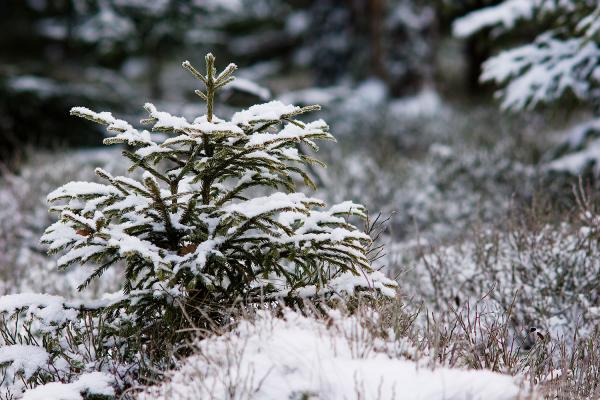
[453, 0, 600, 175]
[41, 52, 396, 335]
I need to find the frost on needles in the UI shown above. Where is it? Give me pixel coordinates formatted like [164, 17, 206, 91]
[42, 53, 396, 324]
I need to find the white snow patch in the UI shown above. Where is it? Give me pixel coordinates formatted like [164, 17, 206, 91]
[226, 77, 271, 100]
[546, 138, 600, 174]
[224, 192, 316, 218]
[0, 345, 49, 380]
[0, 293, 77, 326]
[232, 101, 301, 126]
[22, 372, 114, 400]
[138, 309, 527, 400]
[389, 88, 444, 118]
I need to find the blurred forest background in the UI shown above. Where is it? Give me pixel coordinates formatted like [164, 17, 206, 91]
[0, 0, 563, 161]
[2, 0, 599, 245]
[5, 0, 600, 245]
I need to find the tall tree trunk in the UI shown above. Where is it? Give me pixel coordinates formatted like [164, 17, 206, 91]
[149, 49, 163, 99]
[369, 0, 386, 81]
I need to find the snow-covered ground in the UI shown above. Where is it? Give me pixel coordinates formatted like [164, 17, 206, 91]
[138, 309, 528, 400]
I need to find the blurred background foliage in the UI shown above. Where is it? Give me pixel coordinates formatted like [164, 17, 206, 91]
[1, 0, 597, 223]
[0, 0, 522, 164]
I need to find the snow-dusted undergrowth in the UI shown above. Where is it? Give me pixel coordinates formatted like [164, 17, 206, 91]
[401, 219, 600, 339]
[0, 149, 124, 298]
[138, 308, 527, 400]
[319, 123, 537, 241]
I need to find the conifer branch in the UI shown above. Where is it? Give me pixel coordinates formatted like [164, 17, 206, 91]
[205, 53, 216, 122]
[182, 60, 207, 84]
[123, 151, 171, 184]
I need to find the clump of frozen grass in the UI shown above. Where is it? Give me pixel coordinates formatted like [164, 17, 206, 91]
[399, 189, 600, 342]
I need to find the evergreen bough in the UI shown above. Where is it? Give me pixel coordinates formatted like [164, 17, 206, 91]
[42, 53, 396, 333]
[454, 1, 600, 175]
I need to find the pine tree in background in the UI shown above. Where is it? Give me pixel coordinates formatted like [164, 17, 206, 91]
[42, 53, 396, 337]
[453, 0, 600, 176]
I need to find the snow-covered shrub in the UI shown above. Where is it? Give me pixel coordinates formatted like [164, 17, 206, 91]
[453, 0, 600, 175]
[388, 203, 600, 399]
[0, 293, 125, 399]
[0, 152, 129, 399]
[398, 197, 600, 344]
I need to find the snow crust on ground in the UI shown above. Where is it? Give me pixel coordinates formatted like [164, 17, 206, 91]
[0, 345, 49, 381]
[138, 309, 527, 400]
[22, 372, 114, 400]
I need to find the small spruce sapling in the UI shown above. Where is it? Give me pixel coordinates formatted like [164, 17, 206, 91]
[42, 53, 396, 332]
[0, 53, 397, 397]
